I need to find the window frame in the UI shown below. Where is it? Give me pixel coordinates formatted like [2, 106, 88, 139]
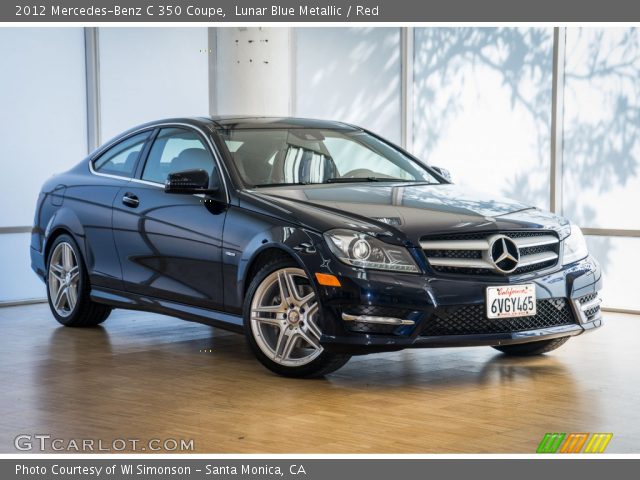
[137, 126, 219, 185]
[134, 124, 229, 203]
[216, 126, 447, 188]
[90, 129, 154, 180]
[88, 123, 230, 203]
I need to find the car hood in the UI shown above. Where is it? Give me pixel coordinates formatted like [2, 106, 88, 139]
[244, 183, 568, 244]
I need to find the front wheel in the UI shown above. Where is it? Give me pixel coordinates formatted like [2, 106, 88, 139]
[243, 259, 350, 378]
[492, 337, 570, 356]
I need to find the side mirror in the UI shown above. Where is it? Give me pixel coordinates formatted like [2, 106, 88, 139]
[432, 166, 452, 182]
[165, 169, 219, 194]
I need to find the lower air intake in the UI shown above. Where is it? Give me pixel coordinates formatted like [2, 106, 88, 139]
[421, 298, 576, 336]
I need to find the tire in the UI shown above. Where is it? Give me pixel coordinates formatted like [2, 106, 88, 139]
[46, 234, 111, 327]
[492, 337, 570, 356]
[243, 258, 351, 378]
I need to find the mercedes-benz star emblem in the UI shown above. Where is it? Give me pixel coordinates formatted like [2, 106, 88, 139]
[489, 235, 520, 273]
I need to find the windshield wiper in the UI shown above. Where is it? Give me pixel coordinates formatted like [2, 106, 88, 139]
[324, 177, 417, 184]
[252, 181, 311, 188]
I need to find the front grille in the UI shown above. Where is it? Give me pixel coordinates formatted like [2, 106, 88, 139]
[421, 230, 560, 277]
[427, 249, 482, 259]
[420, 298, 576, 336]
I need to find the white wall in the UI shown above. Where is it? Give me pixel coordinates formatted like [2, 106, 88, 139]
[98, 27, 210, 142]
[295, 28, 402, 144]
[0, 28, 88, 228]
[0, 28, 88, 303]
[215, 27, 291, 116]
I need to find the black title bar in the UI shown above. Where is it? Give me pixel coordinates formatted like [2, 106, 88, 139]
[4, 0, 640, 22]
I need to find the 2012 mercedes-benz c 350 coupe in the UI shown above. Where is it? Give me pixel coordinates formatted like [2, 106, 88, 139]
[31, 117, 603, 377]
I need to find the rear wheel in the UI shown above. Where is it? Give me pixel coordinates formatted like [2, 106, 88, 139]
[244, 259, 350, 378]
[46, 234, 111, 327]
[492, 337, 569, 356]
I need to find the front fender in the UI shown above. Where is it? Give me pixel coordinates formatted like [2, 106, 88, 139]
[222, 205, 323, 314]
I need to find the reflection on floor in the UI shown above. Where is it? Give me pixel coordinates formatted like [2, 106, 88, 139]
[0, 303, 637, 453]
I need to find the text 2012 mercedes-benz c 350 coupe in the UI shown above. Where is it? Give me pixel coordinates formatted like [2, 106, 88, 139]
[31, 117, 603, 377]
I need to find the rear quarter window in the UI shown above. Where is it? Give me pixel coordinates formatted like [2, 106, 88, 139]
[93, 131, 151, 177]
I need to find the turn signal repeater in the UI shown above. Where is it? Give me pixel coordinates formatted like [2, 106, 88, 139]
[315, 272, 342, 287]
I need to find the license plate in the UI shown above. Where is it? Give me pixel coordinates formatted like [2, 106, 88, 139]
[486, 284, 536, 319]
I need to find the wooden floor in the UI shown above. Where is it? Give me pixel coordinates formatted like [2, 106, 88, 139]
[0, 303, 638, 453]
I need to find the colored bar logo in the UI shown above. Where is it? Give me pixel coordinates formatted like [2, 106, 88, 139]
[537, 433, 613, 453]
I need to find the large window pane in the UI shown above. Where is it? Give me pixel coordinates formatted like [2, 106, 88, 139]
[0, 28, 87, 228]
[295, 28, 402, 144]
[586, 236, 640, 311]
[413, 28, 553, 210]
[562, 28, 640, 230]
[99, 28, 209, 142]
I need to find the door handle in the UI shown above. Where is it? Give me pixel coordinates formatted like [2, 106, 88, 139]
[122, 192, 140, 208]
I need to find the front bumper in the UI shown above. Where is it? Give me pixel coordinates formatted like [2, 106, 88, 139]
[315, 255, 603, 355]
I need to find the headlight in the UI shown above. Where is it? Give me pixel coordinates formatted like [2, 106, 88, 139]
[562, 224, 589, 265]
[324, 229, 419, 273]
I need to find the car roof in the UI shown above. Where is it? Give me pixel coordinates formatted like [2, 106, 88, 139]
[97, 116, 362, 158]
[204, 116, 360, 130]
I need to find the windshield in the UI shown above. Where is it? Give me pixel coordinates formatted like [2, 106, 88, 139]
[218, 128, 440, 187]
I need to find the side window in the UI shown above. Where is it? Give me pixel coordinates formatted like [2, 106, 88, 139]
[93, 131, 150, 177]
[142, 128, 216, 184]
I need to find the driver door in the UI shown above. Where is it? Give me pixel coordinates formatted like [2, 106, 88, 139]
[111, 126, 227, 311]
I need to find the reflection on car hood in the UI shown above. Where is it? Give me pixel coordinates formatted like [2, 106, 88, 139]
[247, 183, 568, 241]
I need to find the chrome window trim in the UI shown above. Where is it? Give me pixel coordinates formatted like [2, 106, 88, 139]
[88, 122, 230, 203]
[88, 128, 155, 181]
[130, 178, 164, 189]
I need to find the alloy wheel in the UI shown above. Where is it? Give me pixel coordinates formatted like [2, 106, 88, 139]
[250, 267, 323, 367]
[48, 242, 80, 317]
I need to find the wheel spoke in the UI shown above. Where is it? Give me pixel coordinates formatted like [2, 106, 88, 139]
[62, 244, 73, 270]
[299, 291, 315, 305]
[49, 263, 65, 283]
[297, 328, 321, 350]
[274, 328, 297, 361]
[305, 301, 318, 316]
[284, 272, 301, 301]
[66, 285, 78, 310]
[252, 315, 284, 327]
[276, 272, 291, 303]
[251, 304, 286, 326]
[304, 316, 322, 342]
[68, 266, 80, 284]
[252, 304, 284, 313]
[282, 335, 298, 361]
[54, 286, 68, 311]
[304, 303, 321, 339]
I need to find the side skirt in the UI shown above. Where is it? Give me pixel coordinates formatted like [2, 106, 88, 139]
[90, 287, 244, 334]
